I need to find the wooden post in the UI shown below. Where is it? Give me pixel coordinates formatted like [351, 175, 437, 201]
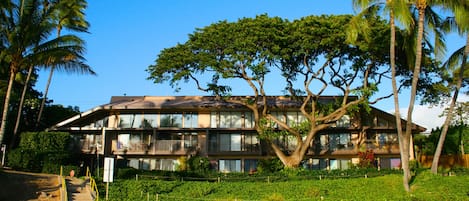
[105, 182, 109, 200]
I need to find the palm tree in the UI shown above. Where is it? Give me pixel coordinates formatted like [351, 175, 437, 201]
[431, 1, 469, 174]
[36, 0, 92, 128]
[351, 0, 415, 192]
[0, 0, 91, 145]
[0, 0, 49, 145]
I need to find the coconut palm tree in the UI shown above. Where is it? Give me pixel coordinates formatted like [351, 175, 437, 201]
[0, 0, 91, 145]
[0, 0, 48, 145]
[431, 1, 469, 174]
[36, 0, 93, 128]
[351, 0, 416, 192]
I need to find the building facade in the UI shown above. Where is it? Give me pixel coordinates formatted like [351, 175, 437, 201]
[50, 96, 425, 172]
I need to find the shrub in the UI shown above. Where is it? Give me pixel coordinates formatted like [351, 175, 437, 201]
[257, 158, 284, 173]
[187, 156, 210, 172]
[357, 149, 375, 168]
[7, 132, 75, 173]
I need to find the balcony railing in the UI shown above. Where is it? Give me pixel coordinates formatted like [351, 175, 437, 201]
[364, 140, 400, 154]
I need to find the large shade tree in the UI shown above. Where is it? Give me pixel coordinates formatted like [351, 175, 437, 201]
[147, 14, 398, 168]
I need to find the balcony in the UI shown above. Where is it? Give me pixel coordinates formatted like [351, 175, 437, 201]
[364, 140, 400, 154]
[109, 140, 198, 156]
[207, 144, 261, 155]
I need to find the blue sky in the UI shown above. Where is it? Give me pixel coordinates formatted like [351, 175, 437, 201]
[35, 0, 466, 130]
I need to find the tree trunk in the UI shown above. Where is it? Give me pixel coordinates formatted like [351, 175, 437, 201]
[431, 34, 469, 174]
[270, 142, 303, 168]
[0, 68, 17, 145]
[36, 66, 54, 128]
[401, 5, 426, 192]
[389, 8, 410, 192]
[12, 65, 34, 147]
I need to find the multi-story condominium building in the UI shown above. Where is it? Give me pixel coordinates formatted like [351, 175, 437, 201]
[51, 96, 425, 172]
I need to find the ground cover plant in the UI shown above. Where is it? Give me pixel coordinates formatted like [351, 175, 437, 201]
[98, 169, 469, 201]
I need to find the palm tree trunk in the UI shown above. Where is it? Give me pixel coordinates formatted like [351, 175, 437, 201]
[402, 3, 425, 192]
[431, 34, 469, 174]
[37, 27, 62, 128]
[0, 68, 18, 145]
[36, 66, 54, 128]
[389, 6, 411, 192]
[11, 65, 34, 147]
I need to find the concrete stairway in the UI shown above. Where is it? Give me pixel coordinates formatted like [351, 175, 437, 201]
[66, 177, 94, 201]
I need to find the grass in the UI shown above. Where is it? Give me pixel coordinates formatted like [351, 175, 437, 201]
[101, 170, 469, 201]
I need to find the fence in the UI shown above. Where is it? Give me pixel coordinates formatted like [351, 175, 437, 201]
[134, 171, 394, 183]
[419, 154, 469, 168]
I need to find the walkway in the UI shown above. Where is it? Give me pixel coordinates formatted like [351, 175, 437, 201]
[65, 176, 94, 201]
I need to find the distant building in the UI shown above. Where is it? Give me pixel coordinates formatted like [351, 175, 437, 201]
[50, 96, 425, 172]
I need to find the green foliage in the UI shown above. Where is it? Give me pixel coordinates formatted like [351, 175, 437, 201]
[415, 125, 468, 155]
[257, 158, 284, 173]
[186, 156, 210, 172]
[116, 168, 144, 179]
[176, 156, 188, 171]
[100, 172, 469, 200]
[262, 193, 285, 201]
[7, 132, 75, 173]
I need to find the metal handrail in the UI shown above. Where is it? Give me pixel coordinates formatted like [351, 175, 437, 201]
[60, 166, 68, 201]
[87, 167, 99, 201]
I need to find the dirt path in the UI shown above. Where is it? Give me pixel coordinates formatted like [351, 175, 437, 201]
[0, 169, 61, 201]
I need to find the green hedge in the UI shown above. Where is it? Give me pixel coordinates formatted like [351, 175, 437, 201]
[6, 131, 77, 174]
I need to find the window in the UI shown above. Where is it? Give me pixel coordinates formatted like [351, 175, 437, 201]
[118, 114, 133, 128]
[182, 132, 198, 148]
[307, 158, 327, 170]
[220, 134, 241, 151]
[156, 159, 176, 171]
[219, 112, 242, 128]
[377, 133, 398, 145]
[157, 132, 181, 151]
[219, 159, 241, 173]
[142, 114, 158, 128]
[118, 114, 142, 128]
[129, 134, 141, 151]
[244, 159, 258, 172]
[286, 112, 297, 126]
[160, 113, 182, 128]
[336, 115, 351, 127]
[330, 159, 350, 170]
[210, 111, 252, 128]
[209, 134, 218, 152]
[390, 158, 401, 169]
[286, 112, 306, 126]
[244, 133, 259, 152]
[313, 135, 328, 151]
[244, 112, 254, 128]
[329, 133, 352, 151]
[95, 117, 109, 128]
[117, 134, 130, 149]
[184, 112, 198, 128]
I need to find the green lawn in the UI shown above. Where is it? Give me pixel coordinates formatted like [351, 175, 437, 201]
[101, 171, 469, 201]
